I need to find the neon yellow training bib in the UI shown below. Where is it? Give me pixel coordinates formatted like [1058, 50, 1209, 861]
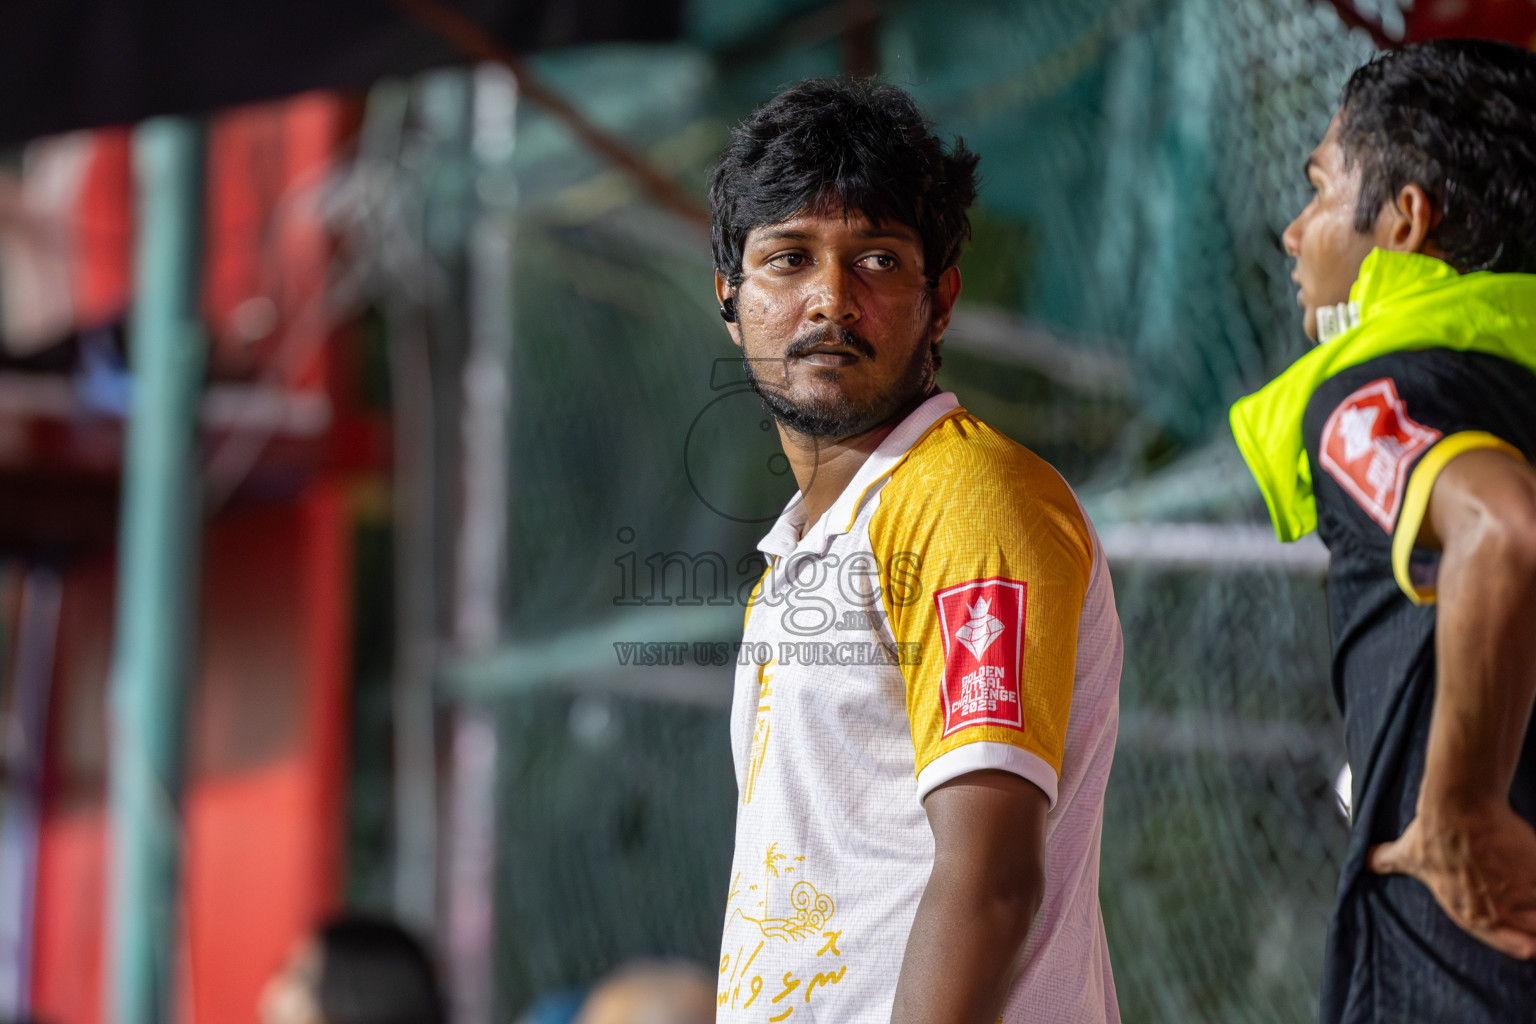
[1230, 249, 1536, 542]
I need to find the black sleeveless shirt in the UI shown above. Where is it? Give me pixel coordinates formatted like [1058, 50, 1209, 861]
[1301, 348, 1536, 1024]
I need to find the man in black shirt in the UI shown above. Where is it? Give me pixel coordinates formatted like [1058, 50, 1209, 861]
[1230, 40, 1536, 1022]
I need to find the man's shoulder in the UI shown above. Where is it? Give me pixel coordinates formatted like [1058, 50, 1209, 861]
[1305, 349, 1536, 438]
[1302, 349, 1536, 497]
[869, 407, 1091, 564]
[888, 407, 1076, 506]
[1302, 347, 1536, 561]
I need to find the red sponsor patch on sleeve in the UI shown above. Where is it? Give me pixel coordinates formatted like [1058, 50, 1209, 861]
[1319, 378, 1441, 532]
[933, 578, 1027, 737]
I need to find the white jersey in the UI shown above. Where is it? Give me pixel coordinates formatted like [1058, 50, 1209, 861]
[717, 392, 1122, 1023]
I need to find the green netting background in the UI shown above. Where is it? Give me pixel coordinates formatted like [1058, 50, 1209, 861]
[341, 0, 1381, 1019]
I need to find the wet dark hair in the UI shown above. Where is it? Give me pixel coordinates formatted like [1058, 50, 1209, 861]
[315, 916, 445, 1024]
[1337, 38, 1536, 274]
[709, 77, 980, 288]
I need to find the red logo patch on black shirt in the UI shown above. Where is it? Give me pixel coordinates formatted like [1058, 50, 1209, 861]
[1318, 378, 1441, 532]
[933, 578, 1027, 736]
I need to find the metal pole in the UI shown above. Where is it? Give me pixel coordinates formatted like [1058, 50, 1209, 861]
[106, 116, 205, 1024]
[445, 62, 517, 1024]
[454, 63, 516, 658]
[388, 298, 439, 930]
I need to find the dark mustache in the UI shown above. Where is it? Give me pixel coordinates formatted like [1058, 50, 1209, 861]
[784, 324, 877, 361]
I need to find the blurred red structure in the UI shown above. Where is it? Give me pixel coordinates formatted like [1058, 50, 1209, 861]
[1327, 0, 1536, 48]
[30, 492, 353, 1024]
[2, 91, 384, 1024]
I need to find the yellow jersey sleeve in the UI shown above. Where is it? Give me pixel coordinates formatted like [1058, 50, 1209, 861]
[1391, 431, 1526, 605]
[868, 412, 1093, 792]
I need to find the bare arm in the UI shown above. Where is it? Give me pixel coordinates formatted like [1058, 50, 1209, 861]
[1368, 447, 1536, 959]
[890, 770, 1048, 1024]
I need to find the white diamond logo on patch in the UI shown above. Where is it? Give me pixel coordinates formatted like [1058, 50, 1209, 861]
[1337, 405, 1380, 462]
[954, 597, 1005, 660]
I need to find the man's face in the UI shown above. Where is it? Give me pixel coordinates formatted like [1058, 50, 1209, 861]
[719, 208, 957, 440]
[1283, 114, 1387, 340]
[258, 940, 323, 1024]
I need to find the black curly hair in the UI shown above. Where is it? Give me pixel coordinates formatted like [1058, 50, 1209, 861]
[1337, 38, 1536, 274]
[709, 78, 980, 288]
[315, 915, 445, 1024]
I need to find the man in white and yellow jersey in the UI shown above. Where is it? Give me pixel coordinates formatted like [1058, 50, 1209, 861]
[706, 78, 1123, 1024]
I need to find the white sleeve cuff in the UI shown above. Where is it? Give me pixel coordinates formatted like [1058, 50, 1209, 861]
[915, 741, 1059, 809]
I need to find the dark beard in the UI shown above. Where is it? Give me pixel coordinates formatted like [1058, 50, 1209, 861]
[742, 322, 937, 440]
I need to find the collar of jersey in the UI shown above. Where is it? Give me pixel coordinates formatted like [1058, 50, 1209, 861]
[1229, 249, 1536, 542]
[758, 391, 963, 564]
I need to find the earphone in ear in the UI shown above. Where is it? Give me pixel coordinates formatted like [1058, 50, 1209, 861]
[719, 295, 737, 323]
